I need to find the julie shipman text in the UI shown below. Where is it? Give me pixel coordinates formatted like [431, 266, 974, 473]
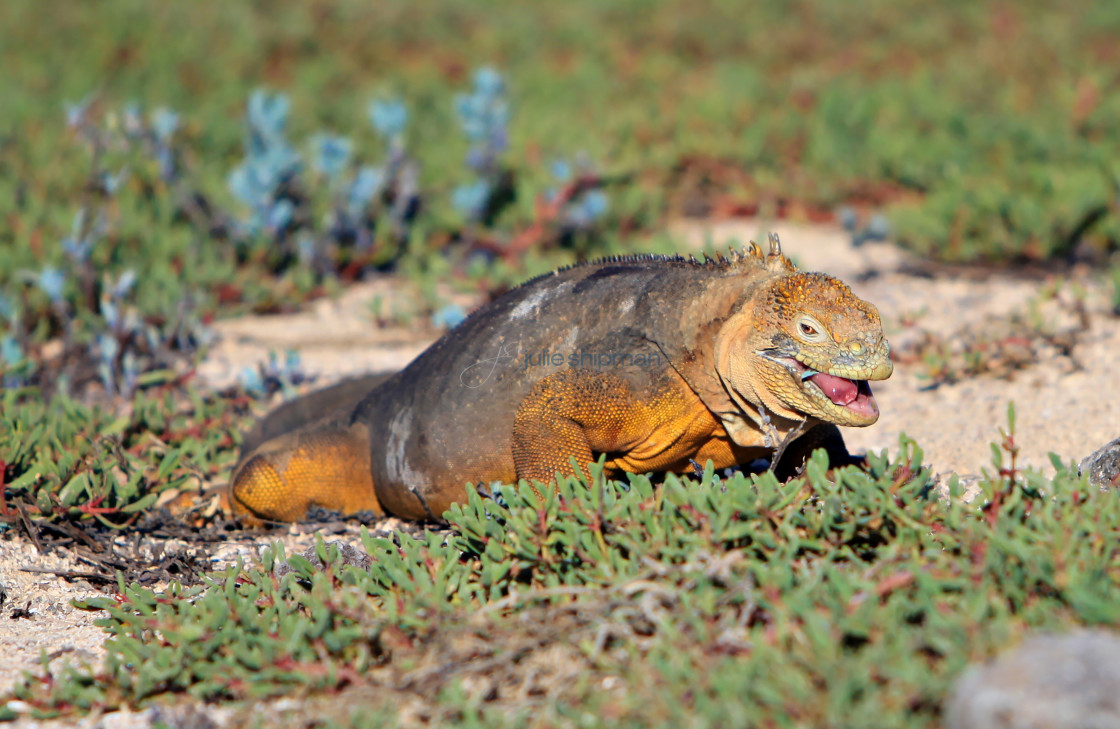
[523, 349, 663, 370]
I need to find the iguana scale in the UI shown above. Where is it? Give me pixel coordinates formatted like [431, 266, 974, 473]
[230, 235, 892, 522]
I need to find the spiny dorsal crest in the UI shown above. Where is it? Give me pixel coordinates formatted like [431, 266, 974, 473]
[728, 233, 797, 274]
[768, 232, 782, 257]
[765, 232, 797, 273]
[537, 231, 797, 286]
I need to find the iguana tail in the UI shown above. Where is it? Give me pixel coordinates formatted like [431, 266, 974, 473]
[229, 372, 395, 523]
[238, 372, 395, 455]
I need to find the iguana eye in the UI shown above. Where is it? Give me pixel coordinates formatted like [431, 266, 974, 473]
[795, 316, 826, 342]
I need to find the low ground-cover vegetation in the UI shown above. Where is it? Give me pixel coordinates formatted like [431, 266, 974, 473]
[6, 436, 1118, 727]
[0, 385, 246, 528]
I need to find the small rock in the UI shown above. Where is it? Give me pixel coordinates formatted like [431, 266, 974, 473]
[274, 541, 372, 578]
[143, 703, 227, 729]
[945, 630, 1120, 729]
[932, 473, 983, 503]
[40, 338, 64, 361]
[1080, 437, 1120, 492]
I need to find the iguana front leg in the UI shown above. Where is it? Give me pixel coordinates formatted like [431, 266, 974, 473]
[511, 369, 639, 489]
[511, 368, 735, 489]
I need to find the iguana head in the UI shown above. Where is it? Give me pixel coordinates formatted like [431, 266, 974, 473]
[716, 236, 893, 429]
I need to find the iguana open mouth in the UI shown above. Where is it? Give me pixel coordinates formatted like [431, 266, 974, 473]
[779, 357, 879, 419]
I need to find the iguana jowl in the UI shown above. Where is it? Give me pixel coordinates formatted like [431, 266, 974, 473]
[230, 235, 892, 522]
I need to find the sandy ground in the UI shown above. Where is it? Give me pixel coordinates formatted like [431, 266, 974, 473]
[197, 276, 477, 390]
[3, 219, 1118, 725]
[0, 541, 108, 698]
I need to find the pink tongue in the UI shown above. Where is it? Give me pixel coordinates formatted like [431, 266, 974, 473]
[808, 372, 858, 405]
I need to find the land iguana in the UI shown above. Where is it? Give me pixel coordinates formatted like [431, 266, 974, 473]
[230, 234, 892, 522]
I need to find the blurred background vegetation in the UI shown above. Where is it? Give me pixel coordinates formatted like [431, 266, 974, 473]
[5, 0, 1120, 257]
[6, 0, 1120, 283]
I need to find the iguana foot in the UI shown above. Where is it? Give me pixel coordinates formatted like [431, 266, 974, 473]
[230, 422, 382, 523]
[772, 423, 860, 481]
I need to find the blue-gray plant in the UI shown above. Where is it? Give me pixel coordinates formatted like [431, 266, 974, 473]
[122, 103, 182, 183]
[92, 270, 142, 396]
[0, 292, 32, 389]
[3, 97, 218, 397]
[228, 90, 419, 269]
[228, 90, 304, 238]
[309, 98, 420, 255]
[239, 349, 313, 400]
[550, 158, 610, 232]
[366, 98, 420, 244]
[839, 206, 891, 247]
[453, 67, 510, 222]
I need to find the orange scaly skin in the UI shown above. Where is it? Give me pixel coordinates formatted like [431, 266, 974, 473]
[230, 235, 892, 523]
